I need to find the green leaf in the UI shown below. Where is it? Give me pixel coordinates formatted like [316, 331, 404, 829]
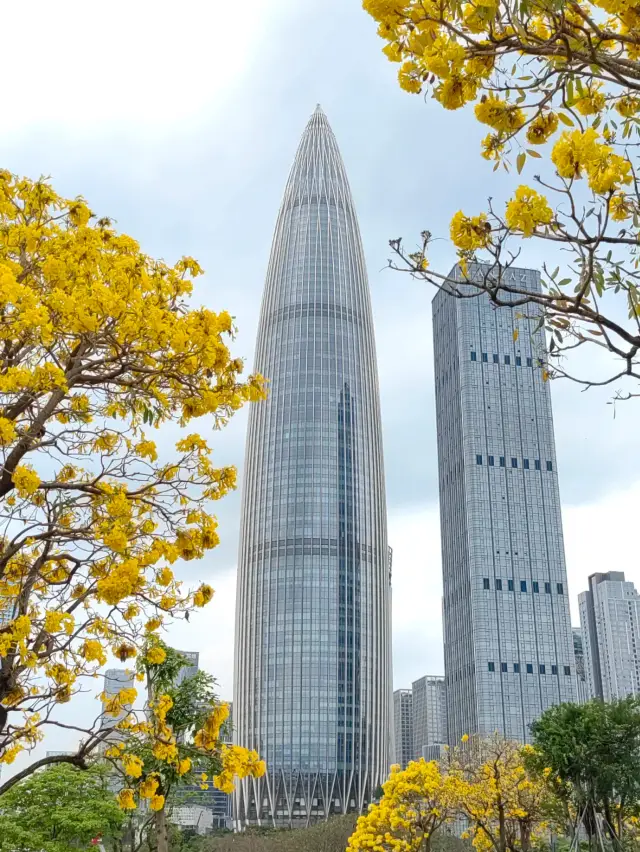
[558, 112, 574, 126]
[557, 278, 572, 287]
[527, 149, 542, 158]
[517, 152, 526, 174]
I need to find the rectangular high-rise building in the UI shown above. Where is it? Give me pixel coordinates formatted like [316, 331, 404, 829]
[392, 689, 413, 768]
[100, 668, 135, 745]
[411, 675, 446, 758]
[579, 572, 640, 700]
[432, 263, 575, 743]
[572, 627, 589, 704]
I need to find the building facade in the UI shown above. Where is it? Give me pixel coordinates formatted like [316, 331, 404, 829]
[433, 263, 575, 743]
[234, 106, 391, 826]
[411, 675, 447, 759]
[572, 627, 589, 704]
[579, 571, 640, 700]
[393, 689, 414, 768]
[175, 650, 199, 686]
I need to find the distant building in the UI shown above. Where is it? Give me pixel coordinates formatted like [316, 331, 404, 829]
[100, 668, 135, 740]
[412, 675, 447, 758]
[579, 572, 640, 700]
[422, 744, 447, 762]
[175, 650, 199, 686]
[572, 628, 589, 704]
[46, 750, 74, 758]
[393, 690, 414, 768]
[0, 600, 15, 627]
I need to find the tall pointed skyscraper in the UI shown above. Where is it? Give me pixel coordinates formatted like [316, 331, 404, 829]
[234, 106, 391, 827]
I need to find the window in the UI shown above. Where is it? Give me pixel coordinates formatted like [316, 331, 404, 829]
[511, 457, 518, 468]
[540, 664, 546, 674]
[476, 454, 483, 465]
[501, 663, 508, 672]
[471, 351, 477, 361]
[545, 582, 551, 594]
[523, 458, 530, 470]
[527, 357, 533, 367]
[483, 578, 490, 590]
[488, 455, 494, 466]
[514, 663, 520, 673]
[495, 579, 503, 591]
[564, 665, 571, 676]
[516, 356, 522, 366]
[547, 460, 553, 471]
[526, 664, 533, 674]
[493, 353, 499, 363]
[534, 459, 541, 470]
[488, 662, 495, 672]
[505, 355, 511, 364]
[500, 456, 505, 467]
[508, 579, 514, 591]
[533, 581, 539, 593]
[520, 580, 527, 592]
[552, 665, 558, 675]
[557, 583, 564, 594]
[482, 352, 488, 362]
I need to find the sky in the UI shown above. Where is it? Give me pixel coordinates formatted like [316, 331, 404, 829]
[2, 0, 639, 768]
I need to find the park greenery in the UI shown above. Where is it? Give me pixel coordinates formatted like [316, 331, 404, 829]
[347, 698, 640, 852]
[0, 172, 266, 845]
[364, 0, 640, 398]
[0, 762, 124, 852]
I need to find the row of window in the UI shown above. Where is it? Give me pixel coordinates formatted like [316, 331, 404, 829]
[471, 351, 542, 367]
[488, 662, 572, 676]
[483, 578, 564, 594]
[476, 455, 553, 471]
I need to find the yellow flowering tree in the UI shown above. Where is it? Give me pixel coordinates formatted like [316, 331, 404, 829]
[446, 735, 551, 852]
[347, 759, 459, 852]
[364, 0, 640, 397]
[104, 644, 265, 852]
[0, 172, 265, 788]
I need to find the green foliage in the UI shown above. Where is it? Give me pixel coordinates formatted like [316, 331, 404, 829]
[167, 818, 469, 852]
[528, 698, 640, 842]
[0, 762, 124, 852]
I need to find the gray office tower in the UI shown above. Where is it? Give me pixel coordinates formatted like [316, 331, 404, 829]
[234, 106, 391, 826]
[432, 263, 575, 744]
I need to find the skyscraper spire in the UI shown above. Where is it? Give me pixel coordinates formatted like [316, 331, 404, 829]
[233, 107, 391, 827]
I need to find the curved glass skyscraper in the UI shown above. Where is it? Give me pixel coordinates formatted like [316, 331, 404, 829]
[234, 106, 391, 827]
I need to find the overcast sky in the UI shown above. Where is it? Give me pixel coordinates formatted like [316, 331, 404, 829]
[2, 0, 639, 768]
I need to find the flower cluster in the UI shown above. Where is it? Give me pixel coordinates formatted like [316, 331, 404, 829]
[0, 173, 266, 767]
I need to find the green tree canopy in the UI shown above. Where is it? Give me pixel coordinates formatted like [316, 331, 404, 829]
[528, 697, 640, 843]
[0, 762, 124, 852]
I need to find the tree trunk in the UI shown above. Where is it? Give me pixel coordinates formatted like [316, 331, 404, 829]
[155, 808, 168, 852]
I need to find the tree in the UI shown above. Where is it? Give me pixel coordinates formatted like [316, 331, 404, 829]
[347, 759, 460, 852]
[0, 171, 265, 786]
[0, 762, 124, 852]
[528, 698, 640, 846]
[446, 735, 551, 852]
[364, 0, 640, 399]
[104, 644, 264, 852]
[347, 738, 549, 852]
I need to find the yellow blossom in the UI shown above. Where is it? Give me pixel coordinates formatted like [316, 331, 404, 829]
[146, 645, 167, 665]
[117, 789, 137, 810]
[450, 210, 491, 250]
[505, 186, 553, 236]
[150, 795, 165, 812]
